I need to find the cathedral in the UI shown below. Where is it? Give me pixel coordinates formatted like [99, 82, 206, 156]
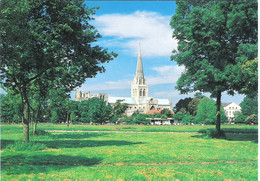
[75, 47, 172, 116]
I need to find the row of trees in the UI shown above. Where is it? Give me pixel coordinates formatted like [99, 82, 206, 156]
[1, 89, 175, 126]
[173, 94, 228, 125]
[1, 90, 127, 125]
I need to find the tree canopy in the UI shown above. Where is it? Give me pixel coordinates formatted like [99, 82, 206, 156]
[170, 1, 257, 135]
[0, 1, 116, 141]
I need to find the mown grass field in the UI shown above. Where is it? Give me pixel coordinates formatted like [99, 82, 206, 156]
[1, 124, 258, 180]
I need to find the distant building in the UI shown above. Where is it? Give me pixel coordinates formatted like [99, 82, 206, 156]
[222, 102, 241, 122]
[75, 46, 172, 116]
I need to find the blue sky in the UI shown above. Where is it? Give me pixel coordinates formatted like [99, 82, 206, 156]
[72, 1, 245, 106]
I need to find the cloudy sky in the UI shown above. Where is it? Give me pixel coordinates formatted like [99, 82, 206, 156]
[72, 1, 245, 106]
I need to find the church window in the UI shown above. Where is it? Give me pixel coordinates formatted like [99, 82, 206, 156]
[143, 89, 145, 96]
[140, 89, 142, 96]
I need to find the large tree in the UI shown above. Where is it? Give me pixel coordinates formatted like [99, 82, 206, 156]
[170, 2, 257, 135]
[1, 1, 116, 142]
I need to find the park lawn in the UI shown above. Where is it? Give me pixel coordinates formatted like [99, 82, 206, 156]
[1, 124, 258, 180]
[2, 123, 258, 133]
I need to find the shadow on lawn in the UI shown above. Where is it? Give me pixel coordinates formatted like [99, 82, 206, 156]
[1, 154, 101, 175]
[193, 129, 258, 143]
[1, 140, 15, 149]
[38, 140, 144, 149]
[52, 132, 109, 140]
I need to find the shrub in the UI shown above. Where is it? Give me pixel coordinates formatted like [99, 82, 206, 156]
[234, 112, 247, 124]
[181, 114, 194, 124]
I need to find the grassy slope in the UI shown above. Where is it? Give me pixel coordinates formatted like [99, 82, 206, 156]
[1, 124, 258, 180]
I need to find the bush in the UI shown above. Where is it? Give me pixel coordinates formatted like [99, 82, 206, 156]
[173, 112, 185, 122]
[181, 114, 194, 124]
[109, 115, 119, 123]
[234, 112, 247, 124]
[134, 114, 150, 125]
[6, 141, 47, 151]
[121, 116, 134, 124]
[245, 114, 258, 124]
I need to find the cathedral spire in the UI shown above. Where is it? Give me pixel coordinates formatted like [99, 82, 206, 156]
[136, 44, 144, 77]
[131, 44, 148, 100]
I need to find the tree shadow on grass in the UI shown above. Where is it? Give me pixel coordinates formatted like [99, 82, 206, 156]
[1, 154, 101, 175]
[1, 140, 15, 149]
[193, 129, 258, 143]
[52, 132, 110, 140]
[38, 140, 144, 149]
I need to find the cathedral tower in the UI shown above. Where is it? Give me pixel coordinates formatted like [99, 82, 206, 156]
[131, 45, 149, 103]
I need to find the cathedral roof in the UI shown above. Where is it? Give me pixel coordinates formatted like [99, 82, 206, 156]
[140, 97, 170, 105]
[108, 96, 170, 106]
[108, 97, 136, 104]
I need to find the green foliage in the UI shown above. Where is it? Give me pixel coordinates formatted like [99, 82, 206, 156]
[6, 141, 47, 151]
[234, 112, 247, 124]
[236, 95, 258, 124]
[240, 95, 258, 117]
[196, 98, 227, 124]
[245, 114, 258, 124]
[1, 93, 23, 123]
[48, 89, 70, 123]
[78, 98, 113, 124]
[174, 98, 192, 113]
[171, 2, 257, 95]
[112, 100, 128, 116]
[1, 0, 116, 141]
[133, 114, 150, 125]
[154, 113, 163, 118]
[171, 1, 257, 132]
[120, 116, 134, 124]
[194, 92, 205, 99]
[88, 98, 113, 124]
[187, 98, 201, 116]
[181, 114, 194, 124]
[160, 109, 172, 118]
[78, 100, 90, 123]
[173, 112, 185, 122]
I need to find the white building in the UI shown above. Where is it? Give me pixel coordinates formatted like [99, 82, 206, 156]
[75, 46, 172, 116]
[222, 102, 241, 122]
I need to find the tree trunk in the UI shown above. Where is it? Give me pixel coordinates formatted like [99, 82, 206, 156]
[33, 121, 38, 135]
[216, 91, 221, 135]
[23, 101, 30, 142]
[33, 106, 41, 135]
[67, 113, 70, 127]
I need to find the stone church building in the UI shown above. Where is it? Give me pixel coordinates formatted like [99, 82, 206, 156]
[75, 47, 172, 116]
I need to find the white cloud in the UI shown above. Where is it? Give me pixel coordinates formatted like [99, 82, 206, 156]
[146, 65, 185, 85]
[78, 65, 184, 92]
[79, 79, 132, 92]
[94, 11, 177, 57]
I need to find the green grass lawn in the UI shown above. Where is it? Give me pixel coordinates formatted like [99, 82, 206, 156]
[3, 123, 257, 133]
[1, 124, 258, 180]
